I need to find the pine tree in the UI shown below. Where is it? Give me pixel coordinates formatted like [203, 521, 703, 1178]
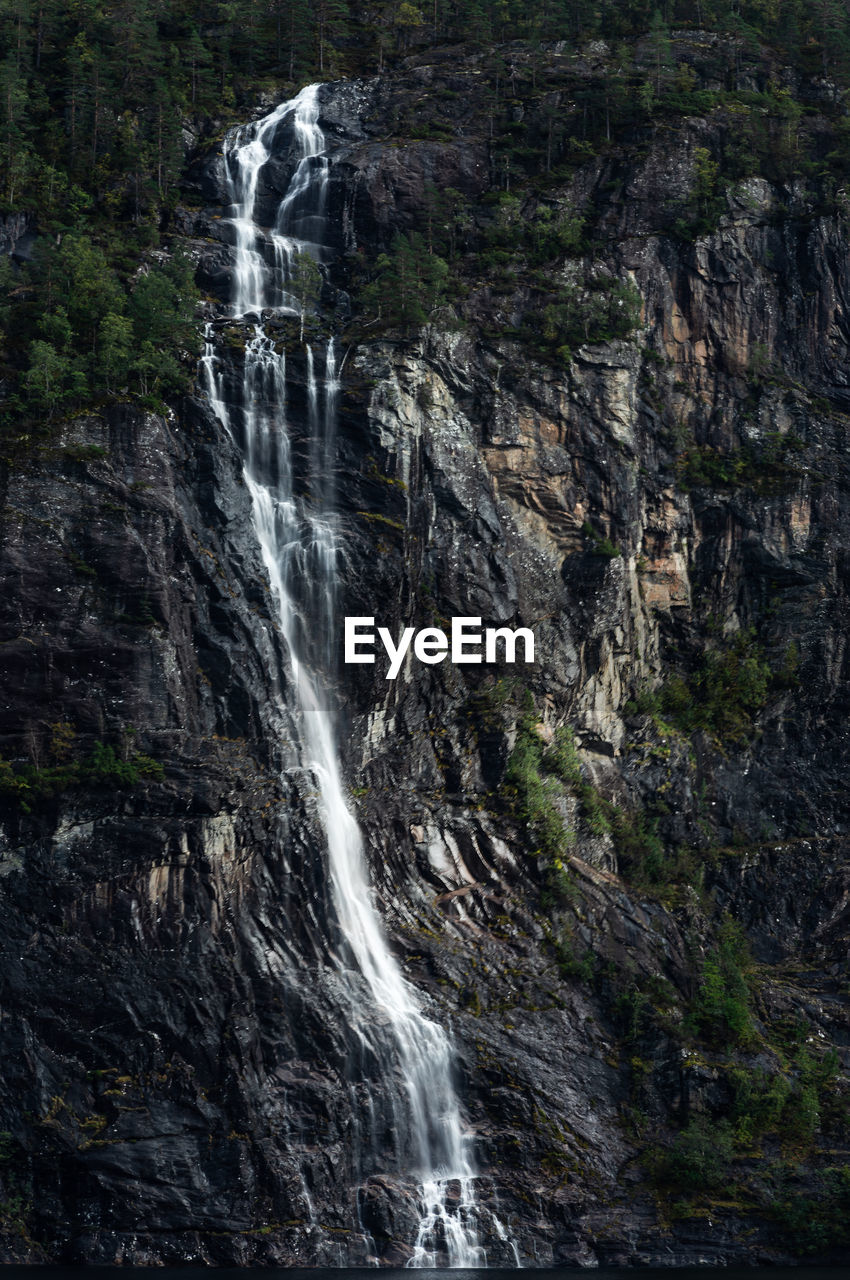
[313, 0, 349, 73]
[23, 339, 69, 415]
[51, 234, 125, 354]
[0, 54, 31, 203]
[97, 312, 133, 391]
[275, 0, 312, 80]
[289, 250, 322, 341]
[648, 8, 673, 94]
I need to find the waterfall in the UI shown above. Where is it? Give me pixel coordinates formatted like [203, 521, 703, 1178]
[202, 83, 516, 1268]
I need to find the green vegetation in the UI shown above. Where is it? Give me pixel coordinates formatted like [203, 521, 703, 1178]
[523, 275, 642, 364]
[687, 919, 754, 1048]
[672, 146, 725, 240]
[503, 713, 677, 894]
[627, 630, 772, 743]
[677, 433, 807, 494]
[581, 521, 621, 559]
[543, 722, 674, 888]
[609, 807, 668, 885]
[359, 232, 449, 330]
[657, 1114, 735, 1191]
[728, 1064, 791, 1144]
[0, 725, 163, 813]
[630, 902, 850, 1235]
[0, 1128, 31, 1236]
[504, 701, 573, 862]
[2, 3, 846, 411]
[480, 195, 585, 265]
[2, 238, 200, 437]
[551, 929, 593, 981]
[644, 1017, 850, 1244]
[769, 1165, 850, 1253]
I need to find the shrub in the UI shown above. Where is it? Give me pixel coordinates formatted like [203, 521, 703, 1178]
[504, 705, 573, 859]
[526, 275, 642, 361]
[677, 435, 806, 495]
[541, 858, 576, 909]
[770, 1165, 850, 1253]
[542, 725, 582, 786]
[658, 1115, 735, 1191]
[611, 809, 665, 883]
[729, 1065, 791, 1144]
[688, 919, 754, 1047]
[640, 631, 772, 743]
[483, 196, 585, 264]
[0, 740, 163, 812]
[581, 521, 621, 558]
[552, 929, 593, 981]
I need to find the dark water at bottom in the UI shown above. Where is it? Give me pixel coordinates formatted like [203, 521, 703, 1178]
[0, 1268, 847, 1278]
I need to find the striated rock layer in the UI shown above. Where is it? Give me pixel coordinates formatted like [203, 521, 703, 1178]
[1, 50, 849, 1266]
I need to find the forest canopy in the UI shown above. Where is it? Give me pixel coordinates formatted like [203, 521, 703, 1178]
[2, 2, 849, 224]
[1, 0, 850, 434]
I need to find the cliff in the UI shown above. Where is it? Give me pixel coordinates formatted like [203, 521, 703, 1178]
[1, 33, 849, 1266]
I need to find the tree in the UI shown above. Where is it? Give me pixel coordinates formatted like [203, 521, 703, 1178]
[313, 0, 349, 73]
[529, 203, 585, 262]
[97, 311, 132, 391]
[0, 53, 30, 203]
[275, 0, 312, 80]
[129, 254, 200, 351]
[23, 339, 70, 415]
[52, 233, 124, 353]
[693, 146, 720, 218]
[811, 0, 850, 76]
[395, 2, 425, 50]
[38, 304, 71, 353]
[183, 27, 212, 107]
[362, 232, 448, 330]
[289, 250, 322, 341]
[0, 253, 13, 334]
[648, 8, 673, 94]
[131, 339, 184, 397]
[423, 182, 472, 259]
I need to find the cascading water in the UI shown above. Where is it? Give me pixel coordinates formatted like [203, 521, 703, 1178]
[201, 83, 517, 1268]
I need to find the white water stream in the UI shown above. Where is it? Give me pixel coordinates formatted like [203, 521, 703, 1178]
[201, 84, 516, 1267]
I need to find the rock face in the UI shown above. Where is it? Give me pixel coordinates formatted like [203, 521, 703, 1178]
[2, 51, 850, 1266]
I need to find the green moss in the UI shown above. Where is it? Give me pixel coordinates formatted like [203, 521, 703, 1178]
[357, 510, 405, 533]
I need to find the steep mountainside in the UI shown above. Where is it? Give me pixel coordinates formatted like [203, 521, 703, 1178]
[1, 33, 849, 1266]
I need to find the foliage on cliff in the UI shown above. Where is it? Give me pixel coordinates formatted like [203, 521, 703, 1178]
[2, 3, 850, 427]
